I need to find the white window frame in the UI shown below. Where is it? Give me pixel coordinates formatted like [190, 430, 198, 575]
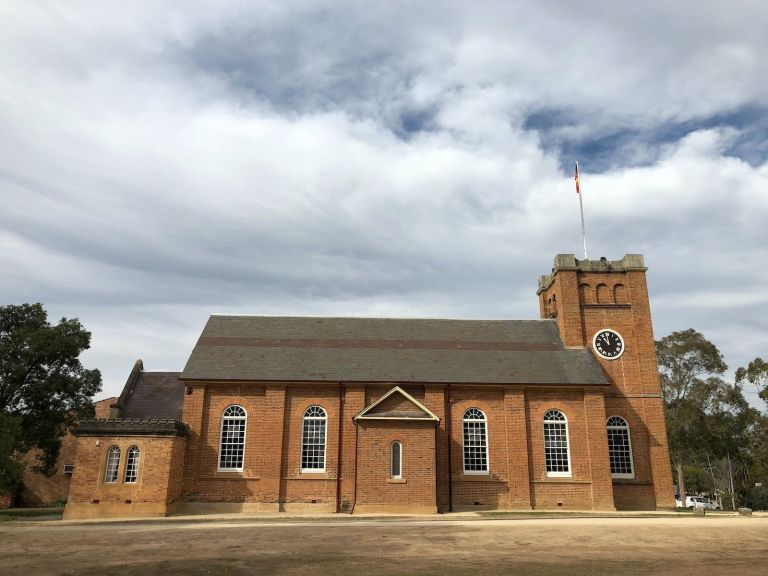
[218, 405, 247, 472]
[607, 415, 635, 479]
[301, 405, 327, 473]
[124, 446, 141, 483]
[391, 441, 403, 480]
[462, 408, 490, 475]
[104, 446, 121, 484]
[543, 409, 571, 478]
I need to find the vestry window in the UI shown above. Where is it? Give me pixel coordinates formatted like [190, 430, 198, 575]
[124, 446, 140, 483]
[104, 446, 121, 483]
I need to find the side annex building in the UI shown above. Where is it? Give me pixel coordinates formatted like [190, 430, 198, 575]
[64, 254, 676, 518]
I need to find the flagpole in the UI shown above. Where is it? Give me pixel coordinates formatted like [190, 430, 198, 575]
[576, 161, 588, 259]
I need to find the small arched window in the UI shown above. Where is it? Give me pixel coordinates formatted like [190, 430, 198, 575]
[614, 284, 628, 304]
[104, 446, 121, 483]
[124, 446, 141, 483]
[463, 408, 489, 474]
[579, 283, 595, 304]
[301, 405, 327, 472]
[219, 405, 247, 471]
[596, 283, 611, 304]
[391, 441, 402, 480]
[607, 416, 634, 478]
[543, 410, 570, 476]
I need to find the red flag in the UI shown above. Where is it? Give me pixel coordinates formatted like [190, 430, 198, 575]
[574, 162, 581, 194]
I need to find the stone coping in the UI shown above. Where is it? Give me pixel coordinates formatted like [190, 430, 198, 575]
[538, 253, 647, 292]
[74, 418, 187, 437]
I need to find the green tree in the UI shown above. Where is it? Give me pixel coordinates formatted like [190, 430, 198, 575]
[0, 414, 23, 492]
[682, 464, 713, 494]
[656, 329, 728, 503]
[0, 303, 101, 491]
[736, 358, 768, 406]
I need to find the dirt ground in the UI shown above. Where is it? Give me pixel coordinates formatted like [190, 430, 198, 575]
[2, 514, 767, 576]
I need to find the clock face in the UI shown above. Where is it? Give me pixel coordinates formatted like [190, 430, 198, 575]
[592, 329, 625, 360]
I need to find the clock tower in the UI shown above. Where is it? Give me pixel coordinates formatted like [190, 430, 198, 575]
[537, 254, 675, 509]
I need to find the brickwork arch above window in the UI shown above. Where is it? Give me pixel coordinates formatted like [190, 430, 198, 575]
[543, 409, 566, 422]
[303, 405, 326, 419]
[223, 404, 246, 418]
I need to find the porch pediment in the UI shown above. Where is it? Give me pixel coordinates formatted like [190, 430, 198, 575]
[353, 386, 439, 422]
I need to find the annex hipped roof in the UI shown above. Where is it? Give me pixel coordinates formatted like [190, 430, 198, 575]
[113, 359, 184, 420]
[181, 316, 608, 386]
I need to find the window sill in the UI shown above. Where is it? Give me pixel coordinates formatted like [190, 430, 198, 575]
[202, 473, 260, 480]
[457, 476, 505, 482]
[533, 478, 590, 484]
[387, 479, 407, 484]
[611, 478, 650, 485]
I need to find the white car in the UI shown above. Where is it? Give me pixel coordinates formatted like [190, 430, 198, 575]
[675, 495, 720, 510]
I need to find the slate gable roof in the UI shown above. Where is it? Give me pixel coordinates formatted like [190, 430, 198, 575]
[181, 316, 608, 386]
[114, 360, 184, 420]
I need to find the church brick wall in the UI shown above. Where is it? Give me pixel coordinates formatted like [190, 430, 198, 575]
[354, 420, 436, 513]
[173, 382, 643, 514]
[64, 434, 185, 519]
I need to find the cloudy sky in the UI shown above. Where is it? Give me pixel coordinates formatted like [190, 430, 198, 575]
[1, 1, 767, 404]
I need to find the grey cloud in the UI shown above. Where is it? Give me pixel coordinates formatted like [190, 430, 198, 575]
[1, 2, 767, 405]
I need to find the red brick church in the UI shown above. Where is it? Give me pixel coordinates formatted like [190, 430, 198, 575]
[63, 254, 676, 518]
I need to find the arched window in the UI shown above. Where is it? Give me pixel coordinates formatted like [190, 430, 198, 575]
[124, 446, 141, 483]
[543, 410, 570, 476]
[596, 283, 611, 304]
[219, 405, 247, 471]
[104, 446, 120, 483]
[613, 283, 628, 304]
[579, 283, 595, 304]
[391, 441, 402, 480]
[301, 405, 327, 472]
[463, 408, 489, 474]
[607, 416, 634, 478]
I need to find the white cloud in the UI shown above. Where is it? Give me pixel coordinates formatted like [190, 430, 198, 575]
[0, 1, 767, 405]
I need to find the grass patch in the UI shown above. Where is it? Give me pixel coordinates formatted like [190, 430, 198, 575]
[0, 507, 63, 521]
